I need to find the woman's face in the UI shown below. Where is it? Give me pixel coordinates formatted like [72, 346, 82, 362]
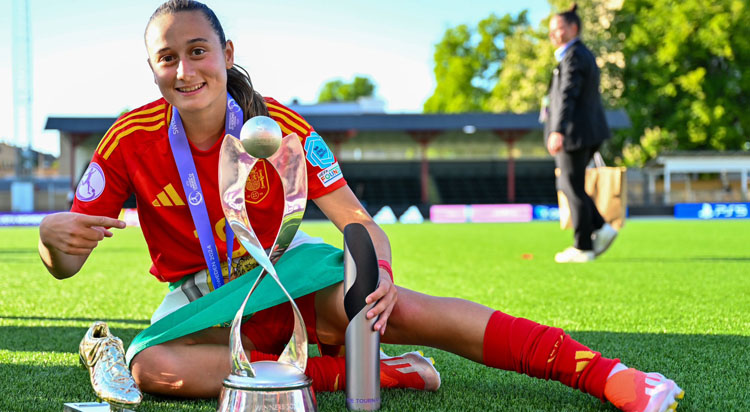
[145, 11, 233, 115]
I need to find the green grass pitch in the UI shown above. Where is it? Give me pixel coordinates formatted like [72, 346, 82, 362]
[1, 219, 748, 411]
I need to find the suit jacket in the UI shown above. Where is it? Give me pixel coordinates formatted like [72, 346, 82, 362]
[544, 39, 610, 151]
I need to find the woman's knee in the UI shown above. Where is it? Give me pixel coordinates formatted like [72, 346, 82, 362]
[130, 345, 180, 392]
[383, 288, 437, 340]
[313, 282, 348, 345]
[385, 289, 492, 347]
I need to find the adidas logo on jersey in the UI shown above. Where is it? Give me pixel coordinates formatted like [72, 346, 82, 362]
[152, 183, 185, 207]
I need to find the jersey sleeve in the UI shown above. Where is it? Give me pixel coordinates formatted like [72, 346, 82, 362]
[265, 98, 347, 199]
[71, 117, 134, 218]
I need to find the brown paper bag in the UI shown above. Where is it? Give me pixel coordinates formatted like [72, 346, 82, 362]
[556, 156, 627, 230]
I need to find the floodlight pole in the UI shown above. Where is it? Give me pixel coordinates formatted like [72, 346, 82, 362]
[11, 0, 35, 212]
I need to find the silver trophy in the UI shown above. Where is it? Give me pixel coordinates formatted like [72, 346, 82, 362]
[343, 223, 381, 410]
[216, 116, 315, 412]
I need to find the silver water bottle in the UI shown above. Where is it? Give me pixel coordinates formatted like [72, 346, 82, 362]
[343, 223, 381, 410]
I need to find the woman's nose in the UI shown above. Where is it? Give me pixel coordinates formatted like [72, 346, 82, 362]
[177, 59, 195, 79]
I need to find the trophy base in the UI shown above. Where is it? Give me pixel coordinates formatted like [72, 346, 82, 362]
[63, 402, 135, 412]
[218, 361, 316, 412]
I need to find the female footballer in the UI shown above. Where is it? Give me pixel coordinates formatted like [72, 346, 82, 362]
[38, 2, 683, 411]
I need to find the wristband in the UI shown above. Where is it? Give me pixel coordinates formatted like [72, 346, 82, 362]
[377, 259, 393, 282]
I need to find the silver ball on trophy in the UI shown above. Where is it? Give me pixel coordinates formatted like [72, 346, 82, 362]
[240, 116, 282, 158]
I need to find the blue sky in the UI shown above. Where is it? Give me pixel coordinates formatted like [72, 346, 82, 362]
[0, 0, 551, 156]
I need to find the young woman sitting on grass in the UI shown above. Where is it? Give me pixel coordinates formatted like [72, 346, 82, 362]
[37, 1, 684, 411]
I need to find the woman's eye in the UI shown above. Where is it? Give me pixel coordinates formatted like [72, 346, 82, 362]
[160, 55, 175, 63]
[192, 48, 205, 56]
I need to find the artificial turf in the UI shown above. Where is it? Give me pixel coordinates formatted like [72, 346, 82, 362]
[1, 219, 748, 411]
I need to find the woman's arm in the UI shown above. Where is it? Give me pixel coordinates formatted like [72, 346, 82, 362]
[38, 212, 126, 279]
[313, 185, 396, 335]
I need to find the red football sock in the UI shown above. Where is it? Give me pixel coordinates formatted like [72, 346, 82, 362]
[249, 351, 345, 392]
[481, 311, 619, 401]
[249, 351, 432, 392]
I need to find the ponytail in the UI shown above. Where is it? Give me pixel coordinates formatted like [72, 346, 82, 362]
[227, 64, 268, 120]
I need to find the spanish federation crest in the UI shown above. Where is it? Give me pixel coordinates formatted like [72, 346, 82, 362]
[244, 160, 270, 204]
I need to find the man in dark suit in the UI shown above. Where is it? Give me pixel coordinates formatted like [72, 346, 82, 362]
[544, 5, 617, 263]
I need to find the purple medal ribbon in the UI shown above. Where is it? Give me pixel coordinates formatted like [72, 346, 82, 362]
[168, 92, 243, 289]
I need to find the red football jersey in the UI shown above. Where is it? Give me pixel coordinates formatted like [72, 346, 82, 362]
[72, 97, 347, 282]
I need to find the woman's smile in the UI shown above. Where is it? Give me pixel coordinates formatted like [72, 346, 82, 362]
[176, 83, 206, 94]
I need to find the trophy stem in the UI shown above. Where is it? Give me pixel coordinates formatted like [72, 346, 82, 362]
[229, 268, 268, 376]
[269, 270, 307, 369]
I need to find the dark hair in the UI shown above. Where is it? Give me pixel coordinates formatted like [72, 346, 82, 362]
[146, 0, 268, 120]
[556, 3, 582, 35]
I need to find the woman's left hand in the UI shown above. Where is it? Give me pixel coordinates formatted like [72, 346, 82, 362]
[365, 269, 398, 335]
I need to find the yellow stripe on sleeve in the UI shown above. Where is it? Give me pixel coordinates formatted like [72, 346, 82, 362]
[96, 105, 166, 153]
[102, 122, 165, 160]
[266, 102, 312, 128]
[267, 110, 309, 136]
[97, 113, 166, 155]
[277, 123, 295, 137]
[267, 102, 312, 129]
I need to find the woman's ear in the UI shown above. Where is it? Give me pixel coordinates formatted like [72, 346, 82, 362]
[224, 39, 235, 69]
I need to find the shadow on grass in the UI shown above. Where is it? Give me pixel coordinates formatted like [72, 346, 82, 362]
[0, 363, 216, 412]
[0, 363, 92, 412]
[0, 249, 38, 254]
[0, 325, 146, 353]
[605, 256, 750, 263]
[0, 315, 150, 325]
[1, 331, 748, 411]
[380, 331, 750, 412]
[0, 248, 45, 263]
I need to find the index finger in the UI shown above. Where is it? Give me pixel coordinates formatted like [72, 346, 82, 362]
[80, 214, 126, 229]
[365, 281, 388, 305]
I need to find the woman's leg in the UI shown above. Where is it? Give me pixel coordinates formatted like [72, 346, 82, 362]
[314, 284, 683, 412]
[131, 327, 244, 398]
[315, 283, 492, 360]
[131, 291, 324, 397]
[131, 288, 438, 398]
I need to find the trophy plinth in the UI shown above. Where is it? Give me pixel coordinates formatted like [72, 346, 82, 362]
[217, 116, 315, 412]
[218, 363, 315, 411]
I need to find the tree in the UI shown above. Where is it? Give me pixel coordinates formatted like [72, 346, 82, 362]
[423, 12, 529, 113]
[612, 0, 750, 165]
[485, 24, 555, 113]
[317, 76, 375, 103]
[425, 3, 621, 114]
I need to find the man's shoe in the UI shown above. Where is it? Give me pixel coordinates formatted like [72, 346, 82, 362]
[380, 350, 441, 391]
[555, 247, 595, 263]
[79, 321, 142, 408]
[592, 223, 618, 256]
[605, 368, 684, 412]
